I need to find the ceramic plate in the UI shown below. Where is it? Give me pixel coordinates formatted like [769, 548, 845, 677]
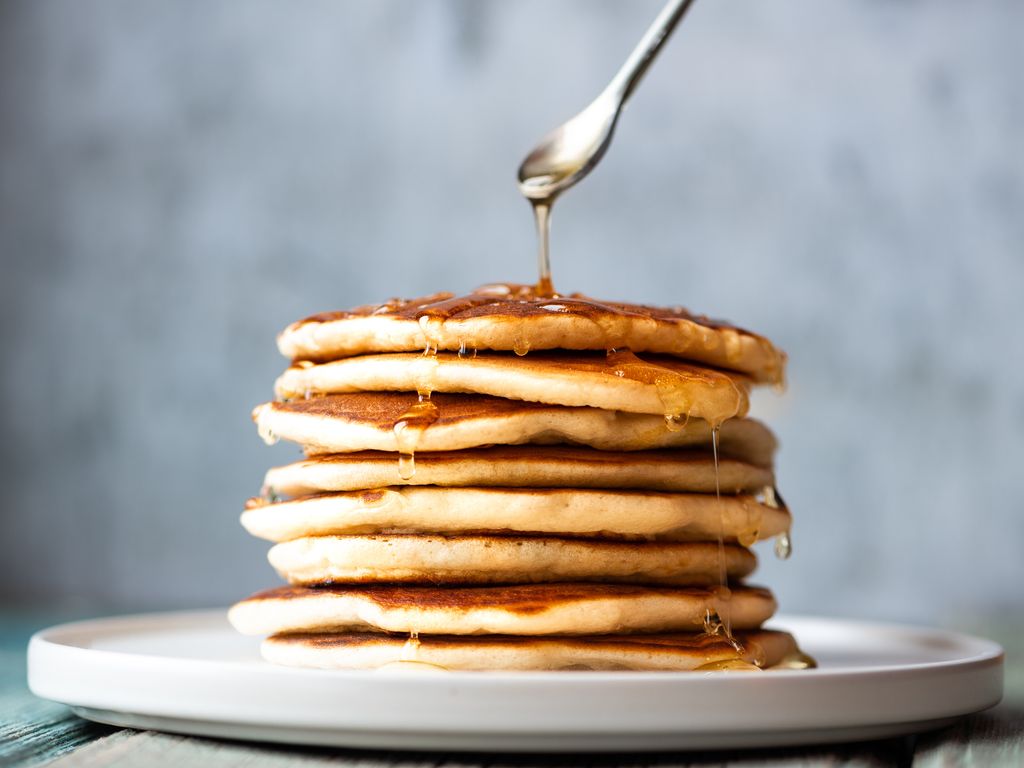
[28, 611, 1003, 752]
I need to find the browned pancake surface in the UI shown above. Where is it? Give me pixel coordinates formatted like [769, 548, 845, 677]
[296, 287, 742, 329]
[270, 392, 551, 429]
[298, 444, 761, 468]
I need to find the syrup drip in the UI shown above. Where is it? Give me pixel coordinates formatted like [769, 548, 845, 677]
[531, 201, 555, 297]
[664, 413, 690, 433]
[758, 486, 792, 559]
[392, 396, 439, 480]
[605, 348, 709, 426]
[710, 426, 733, 638]
[694, 659, 762, 673]
[770, 651, 818, 670]
[774, 531, 792, 560]
[417, 315, 441, 355]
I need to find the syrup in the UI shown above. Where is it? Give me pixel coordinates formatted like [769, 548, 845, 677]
[694, 659, 761, 673]
[758, 485, 792, 559]
[392, 396, 440, 480]
[531, 201, 556, 297]
[774, 531, 792, 560]
[664, 413, 689, 432]
[770, 651, 817, 670]
[710, 426, 733, 638]
[417, 315, 441, 355]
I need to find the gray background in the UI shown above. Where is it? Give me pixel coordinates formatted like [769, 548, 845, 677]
[1, 0, 1021, 627]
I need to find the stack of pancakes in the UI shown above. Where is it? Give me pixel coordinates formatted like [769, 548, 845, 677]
[229, 283, 805, 671]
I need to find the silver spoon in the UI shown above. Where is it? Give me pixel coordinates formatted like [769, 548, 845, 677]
[517, 0, 698, 292]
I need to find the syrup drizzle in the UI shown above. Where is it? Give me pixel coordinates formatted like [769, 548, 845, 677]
[457, 339, 478, 359]
[762, 486, 793, 560]
[694, 658, 761, 672]
[770, 651, 818, 670]
[531, 201, 555, 297]
[710, 425, 733, 639]
[604, 348, 744, 428]
[392, 395, 440, 480]
[695, 425, 748, 668]
[774, 530, 792, 561]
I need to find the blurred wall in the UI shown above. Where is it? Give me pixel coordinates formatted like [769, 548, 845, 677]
[1, 0, 1022, 624]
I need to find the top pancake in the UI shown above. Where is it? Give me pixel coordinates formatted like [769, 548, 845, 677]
[277, 283, 786, 385]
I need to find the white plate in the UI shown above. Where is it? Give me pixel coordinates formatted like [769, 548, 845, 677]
[28, 611, 1002, 752]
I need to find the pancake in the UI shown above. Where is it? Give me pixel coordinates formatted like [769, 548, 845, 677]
[276, 283, 786, 385]
[267, 535, 756, 587]
[274, 351, 749, 424]
[263, 446, 775, 497]
[260, 629, 799, 671]
[228, 583, 776, 636]
[252, 393, 761, 454]
[241, 488, 790, 544]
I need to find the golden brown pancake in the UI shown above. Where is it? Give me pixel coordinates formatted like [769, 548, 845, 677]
[228, 583, 776, 636]
[252, 392, 760, 454]
[260, 628, 799, 671]
[267, 535, 756, 587]
[262, 445, 775, 497]
[274, 351, 749, 424]
[276, 283, 786, 385]
[241, 487, 789, 544]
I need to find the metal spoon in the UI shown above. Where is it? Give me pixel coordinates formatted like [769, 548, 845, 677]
[517, 0, 698, 203]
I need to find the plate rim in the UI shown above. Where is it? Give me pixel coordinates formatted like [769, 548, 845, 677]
[26, 609, 1005, 750]
[28, 608, 1006, 681]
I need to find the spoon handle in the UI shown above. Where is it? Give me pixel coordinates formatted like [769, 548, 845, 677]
[607, 0, 697, 105]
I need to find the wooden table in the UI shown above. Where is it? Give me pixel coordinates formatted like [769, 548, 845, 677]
[4, 609, 1021, 767]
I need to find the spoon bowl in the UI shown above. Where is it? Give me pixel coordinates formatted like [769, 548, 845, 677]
[517, 91, 621, 202]
[516, 0, 696, 203]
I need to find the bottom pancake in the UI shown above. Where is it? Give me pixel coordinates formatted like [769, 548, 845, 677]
[228, 583, 776, 636]
[261, 629, 799, 671]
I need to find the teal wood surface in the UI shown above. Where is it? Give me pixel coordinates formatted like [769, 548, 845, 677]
[4, 610, 1022, 767]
